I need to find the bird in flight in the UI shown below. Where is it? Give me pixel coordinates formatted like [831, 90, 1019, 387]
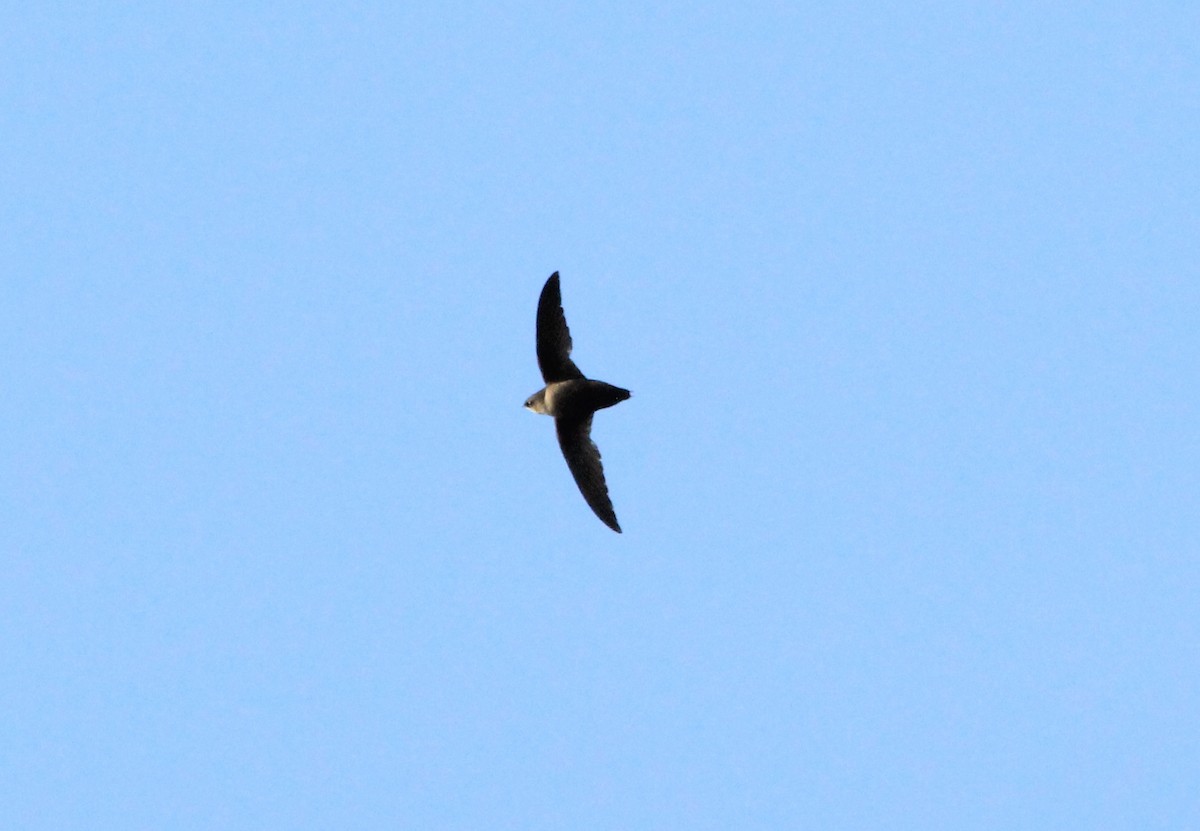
[524, 272, 630, 533]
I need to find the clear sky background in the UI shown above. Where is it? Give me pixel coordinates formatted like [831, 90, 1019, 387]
[3, 3, 1198, 829]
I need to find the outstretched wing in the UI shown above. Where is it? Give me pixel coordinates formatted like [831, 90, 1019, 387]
[555, 415, 621, 533]
[536, 272, 585, 383]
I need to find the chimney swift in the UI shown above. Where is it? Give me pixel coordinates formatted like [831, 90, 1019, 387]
[524, 272, 630, 533]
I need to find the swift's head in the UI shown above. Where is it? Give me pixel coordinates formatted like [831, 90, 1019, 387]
[524, 388, 549, 414]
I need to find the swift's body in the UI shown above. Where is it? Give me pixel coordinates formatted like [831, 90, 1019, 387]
[524, 272, 630, 533]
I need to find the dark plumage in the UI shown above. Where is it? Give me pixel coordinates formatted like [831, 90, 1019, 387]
[524, 272, 630, 533]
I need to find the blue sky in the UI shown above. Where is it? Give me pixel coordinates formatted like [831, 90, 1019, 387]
[3, 3, 1198, 828]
